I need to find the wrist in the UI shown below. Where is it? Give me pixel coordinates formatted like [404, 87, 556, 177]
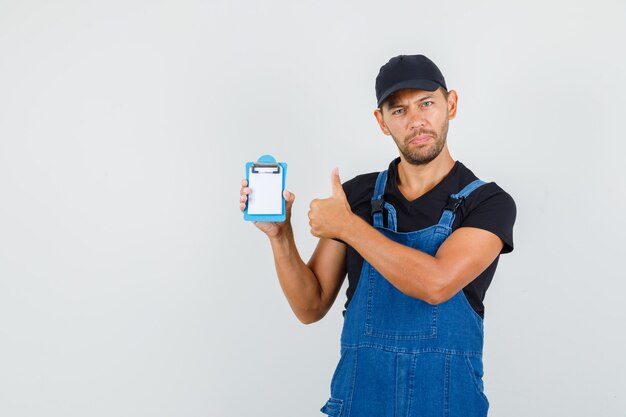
[338, 213, 362, 243]
[268, 223, 293, 244]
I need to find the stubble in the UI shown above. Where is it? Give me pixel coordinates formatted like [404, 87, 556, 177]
[392, 120, 449, 166]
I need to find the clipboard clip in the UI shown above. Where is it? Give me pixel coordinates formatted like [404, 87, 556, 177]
[252, 162, 280, 174]
[251, 154, 281, 173]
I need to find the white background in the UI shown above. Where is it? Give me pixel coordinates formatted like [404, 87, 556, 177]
[1, 1, 625, 416]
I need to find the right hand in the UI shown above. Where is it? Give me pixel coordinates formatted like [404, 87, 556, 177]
[239, 179, 295, 238]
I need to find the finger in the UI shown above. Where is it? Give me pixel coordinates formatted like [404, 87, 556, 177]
[331, 168, 346, 198]
[241, 179, 247, 187]
[240, 187, 250, 196]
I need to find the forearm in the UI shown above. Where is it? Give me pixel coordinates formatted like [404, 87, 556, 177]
[341, 215, 446, 304]
[268, 226, 328, 323]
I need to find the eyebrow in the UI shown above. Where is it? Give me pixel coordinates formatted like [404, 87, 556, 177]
[386, 94, 434, 109]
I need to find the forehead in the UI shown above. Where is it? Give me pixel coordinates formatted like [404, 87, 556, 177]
[384, 88, 444, 108]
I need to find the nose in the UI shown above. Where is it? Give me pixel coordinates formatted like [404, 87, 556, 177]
[407, 107, 425, 129]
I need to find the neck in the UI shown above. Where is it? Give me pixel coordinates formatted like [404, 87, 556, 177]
[396, 147, 455, 201]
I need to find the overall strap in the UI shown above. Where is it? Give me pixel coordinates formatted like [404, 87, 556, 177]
[371, 170, 398, 231]
[438, 179, 487, 228]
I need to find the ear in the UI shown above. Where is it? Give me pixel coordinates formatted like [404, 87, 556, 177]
[447, 90, 459, 120]
[373, 108, 391, 135]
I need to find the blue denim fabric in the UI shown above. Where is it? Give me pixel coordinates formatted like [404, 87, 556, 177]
[322, 170, 488, 417]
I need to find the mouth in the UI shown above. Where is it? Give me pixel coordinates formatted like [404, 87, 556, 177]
[408, 134, 433, 145]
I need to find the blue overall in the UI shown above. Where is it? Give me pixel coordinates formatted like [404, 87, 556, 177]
[321, 170, 489, 417]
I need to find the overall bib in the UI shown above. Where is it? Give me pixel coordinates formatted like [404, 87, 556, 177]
[321, 170, 489, 417]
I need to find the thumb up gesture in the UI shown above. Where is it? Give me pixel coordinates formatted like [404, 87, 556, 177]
[308, 168, 354, 240]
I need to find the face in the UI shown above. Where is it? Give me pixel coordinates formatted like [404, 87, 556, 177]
[374, 88, 457, 165]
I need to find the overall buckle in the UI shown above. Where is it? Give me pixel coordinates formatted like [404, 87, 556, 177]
[371, 198, 384, 214]
[445, 196, 465, 212]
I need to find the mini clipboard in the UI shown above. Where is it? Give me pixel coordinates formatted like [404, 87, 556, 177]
[244, 154, 288, 222]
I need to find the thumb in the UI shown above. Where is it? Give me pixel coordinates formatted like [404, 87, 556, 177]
[283, 189, 295, 209]
[279, 190, 295, 222]
[331, 168, 346, 198]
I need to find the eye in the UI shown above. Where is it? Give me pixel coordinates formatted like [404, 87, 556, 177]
[392, 108, 405, 115]
[422, 101, 433, 107]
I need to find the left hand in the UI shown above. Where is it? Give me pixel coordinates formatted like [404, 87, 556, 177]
[308, 168, 355, 240]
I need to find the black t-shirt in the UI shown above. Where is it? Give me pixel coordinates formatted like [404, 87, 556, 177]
[342, 158, 516, 318]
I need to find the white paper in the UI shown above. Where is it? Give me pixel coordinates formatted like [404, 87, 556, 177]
[247, 166, 283, 215]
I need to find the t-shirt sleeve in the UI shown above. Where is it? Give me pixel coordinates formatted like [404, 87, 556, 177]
[461, 183, 516, 254]
[343, 177, 358, 208]
[343, 173, 377, 216]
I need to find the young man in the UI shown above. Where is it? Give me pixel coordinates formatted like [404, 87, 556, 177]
[240, 54, 516, 417]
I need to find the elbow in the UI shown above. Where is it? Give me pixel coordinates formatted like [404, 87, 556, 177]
[294, 308, 326, 325]
[297, 315, 322, 325]
[421, 281, 455, 305]
[292, 296, 333, 324]
[423, 292, 453, 306]
[422, 293, 444, 305]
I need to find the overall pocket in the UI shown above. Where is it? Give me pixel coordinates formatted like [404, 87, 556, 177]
[328, 348, 356, 406]
[446, 355, 489, 417]
[364, 263, 438, 340]
[463, 355, 489, 408]
[320, 398, 343, 416]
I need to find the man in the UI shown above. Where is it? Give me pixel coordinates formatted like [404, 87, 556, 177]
[239, 54, 516, 417]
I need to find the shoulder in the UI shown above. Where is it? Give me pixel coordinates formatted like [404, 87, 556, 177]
[468, 182, 517, 229]
[455, 164, 517, 253]
[455, 163, 516, 210]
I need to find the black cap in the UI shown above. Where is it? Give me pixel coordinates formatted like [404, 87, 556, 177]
[375, 54, 447, 107]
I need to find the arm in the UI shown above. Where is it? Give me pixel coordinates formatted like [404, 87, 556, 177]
[270, 232, 346, 324]
[309, 170, 503, 305]
[340, 218, 501, 304]
[240, 180, 346, 324]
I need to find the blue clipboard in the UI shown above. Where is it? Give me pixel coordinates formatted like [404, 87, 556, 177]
[244, 155, 288, 222]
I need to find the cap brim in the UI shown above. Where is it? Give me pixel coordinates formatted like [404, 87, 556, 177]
[377, 80, 442, 107]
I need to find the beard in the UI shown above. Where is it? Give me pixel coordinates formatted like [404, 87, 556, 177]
[392, 120, 449, 166]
